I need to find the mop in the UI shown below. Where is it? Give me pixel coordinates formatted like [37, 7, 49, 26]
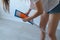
[14, 9, 48, 34]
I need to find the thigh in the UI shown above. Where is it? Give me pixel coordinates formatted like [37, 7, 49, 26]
[48, 14, 60, 34]
[40, 11, 49, 29]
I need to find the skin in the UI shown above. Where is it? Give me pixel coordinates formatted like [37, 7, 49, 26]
[40, 11, 49, 40]
[48, 13, 60, 40]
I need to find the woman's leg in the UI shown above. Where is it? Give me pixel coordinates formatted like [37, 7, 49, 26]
[40, 11, 49, 40]
[48, 13, 60, 40]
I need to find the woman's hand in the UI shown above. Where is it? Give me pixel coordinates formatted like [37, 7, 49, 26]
[23, 18, 28, 22]
[23, 17, 32, 22]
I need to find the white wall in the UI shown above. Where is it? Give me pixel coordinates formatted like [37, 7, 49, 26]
[0, 6, 2, 18]
[0, 0, 29, 22]
[0, 0, 28, 22]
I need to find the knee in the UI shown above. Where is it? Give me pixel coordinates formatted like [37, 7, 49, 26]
[39, 24, 46, 29]
[48, 32, 55, 38]
[48, 32, 53, 37]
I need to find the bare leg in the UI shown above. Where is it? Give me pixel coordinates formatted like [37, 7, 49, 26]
[48, 13, 60, 40]
[40, 11, 49, 40]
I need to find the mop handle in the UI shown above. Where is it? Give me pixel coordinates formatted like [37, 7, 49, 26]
[31, 22, 48, 34]
[27, 19, 48, 34]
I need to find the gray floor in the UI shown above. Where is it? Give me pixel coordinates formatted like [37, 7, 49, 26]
[0, 18, 60, 40]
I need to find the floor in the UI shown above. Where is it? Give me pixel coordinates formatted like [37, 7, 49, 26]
[0, 18, 60, 40]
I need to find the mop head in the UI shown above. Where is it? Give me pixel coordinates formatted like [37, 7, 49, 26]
[14, 9, 33, 24]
